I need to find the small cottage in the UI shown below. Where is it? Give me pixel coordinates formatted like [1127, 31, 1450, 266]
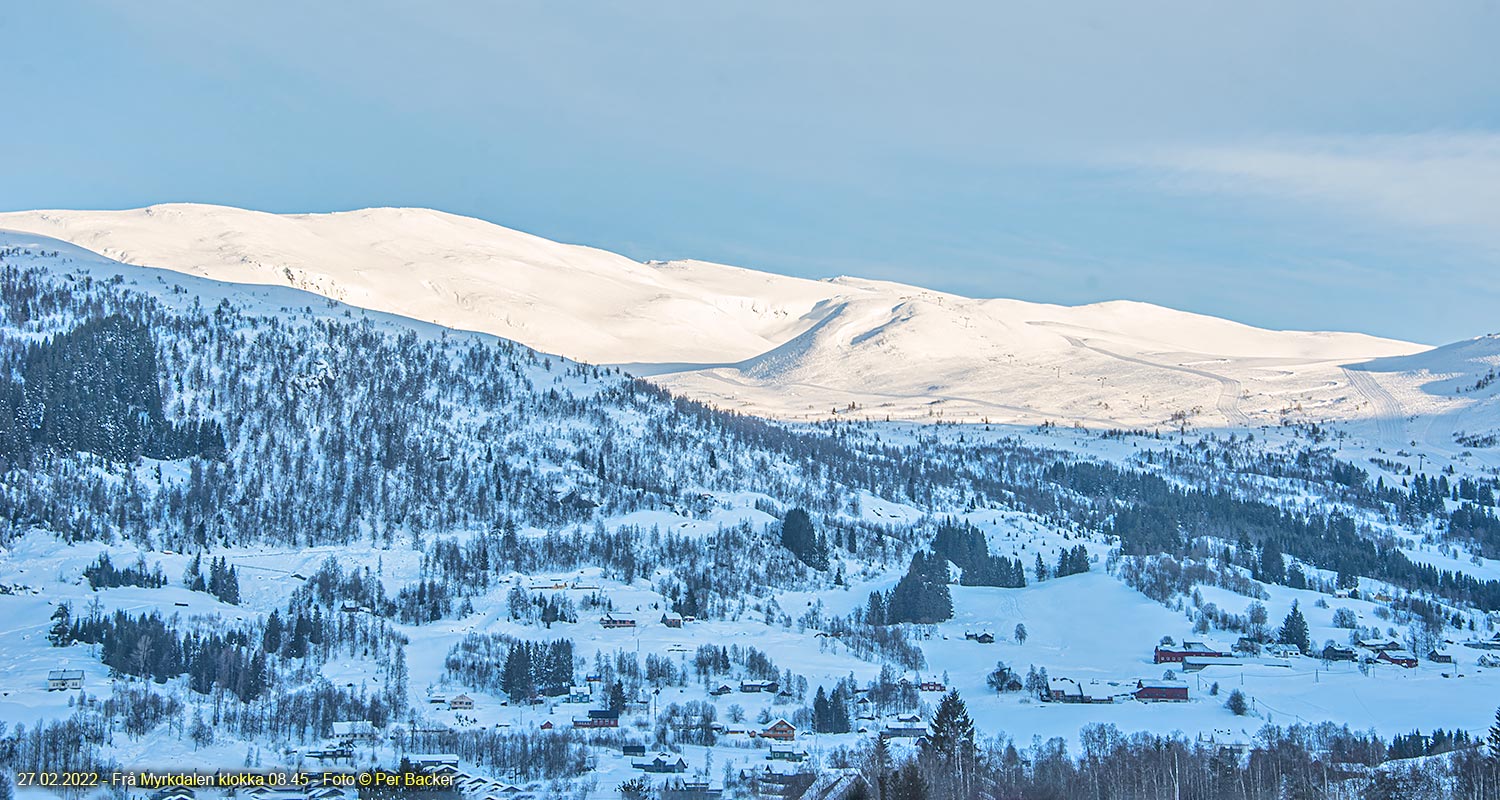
[46, 669, 84, 691]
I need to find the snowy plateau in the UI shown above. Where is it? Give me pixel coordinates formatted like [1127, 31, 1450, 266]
[0, 206, 1499, 798]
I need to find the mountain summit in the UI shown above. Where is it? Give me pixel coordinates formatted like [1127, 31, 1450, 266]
[0, 203, 1433, 427]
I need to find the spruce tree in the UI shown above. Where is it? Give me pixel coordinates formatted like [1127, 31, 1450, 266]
[1257, 541, 1286, 585]
[923, 690, 976, 798]
[262, 610, 282, 653]
[886, 551, 952, 624]
[867, 734, 893, 789]
[1277, 601, 1311, 654]
[48, 603, 72, 647]
[887, 762, 926, 800]
[780, 508, 828, 570]
[1488, 705, 1500, 762]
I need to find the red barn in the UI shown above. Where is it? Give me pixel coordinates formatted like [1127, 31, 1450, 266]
[1154, 641, 1228, 664]
[1377, 649, 1418, 668]
[1133, 681, 1188, 702]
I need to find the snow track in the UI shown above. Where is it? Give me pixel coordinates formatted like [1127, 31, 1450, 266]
[1061, 336, 1250, 428]
[1342, 367, 1406, 448]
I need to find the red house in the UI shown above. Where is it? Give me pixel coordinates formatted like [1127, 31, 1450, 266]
[601, 614, 637, 629]
[1133, 681, 1188, 702]
[1377, 649, 1418, 668]
[573, 709, 621, 728]
[918, 681, 946, 693]
[761, 719, 796, 742]
[1154, 641, 1228, 664]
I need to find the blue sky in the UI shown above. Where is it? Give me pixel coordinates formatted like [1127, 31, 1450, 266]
[3, 2, 1498, 344]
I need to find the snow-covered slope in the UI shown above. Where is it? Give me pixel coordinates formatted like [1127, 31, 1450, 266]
[1342, 334, 1500, 459]
[0, 204, 1431, 427]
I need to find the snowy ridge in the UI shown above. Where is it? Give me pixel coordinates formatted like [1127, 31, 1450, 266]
[0, 203, 1438, 429]
[4, 226, 1500, 791]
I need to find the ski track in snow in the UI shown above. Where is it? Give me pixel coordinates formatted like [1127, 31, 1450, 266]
[1342, 367, 1406, 448]
[1062, 335, 1250, 427]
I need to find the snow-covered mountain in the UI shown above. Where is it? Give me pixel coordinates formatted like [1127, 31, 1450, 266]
[0, 204, 1433, 428]
[5, 225, 1500, 793]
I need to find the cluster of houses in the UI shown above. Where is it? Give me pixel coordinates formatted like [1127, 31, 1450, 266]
[527, 578, 601, 591]
[1160, 636, 1438, 671]
[426, 691, 477, 710]
[1352, 638, 1418, 668]
[1317, 638, 1426, 668]
[632, 751, 689, 774]
[710, 679, 783, 696]
[1463, 633, 1500, 651]
[1044, 677, 1188, 704]
[877, 714, 928, 740]
[597, 611, 691, 629]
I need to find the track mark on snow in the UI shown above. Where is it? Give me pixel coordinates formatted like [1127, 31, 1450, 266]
[1342, 367, 1405, 448]
[1061, 336, 1250, 428]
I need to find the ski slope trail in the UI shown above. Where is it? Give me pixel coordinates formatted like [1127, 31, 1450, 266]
[1058, 334, 1251, 428]
[1342, 366, 1407, 448]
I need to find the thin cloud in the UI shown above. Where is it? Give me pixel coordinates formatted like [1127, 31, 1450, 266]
[1140, 133, 1500, 254]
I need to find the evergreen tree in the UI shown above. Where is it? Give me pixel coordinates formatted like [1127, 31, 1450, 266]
[1488, 705, 1500, 762]
[1277, 601, 1311, 654]
[502, 645, 535, 702]
[866, 734, 893, 796]
[885, 551, 952, 624]
[48, 603, 72, 647]
[780, 508, 828, 570]
[183, 552, 205, 592]
[1257, 540, 1286, 584]
[222, 565, 241, 605]
[887, 761, 926, 800]
[813, 686, 832, 733]
[922, 690, 976, 799]
[262, 610, 283, 654]
[864, 591, 886, 625]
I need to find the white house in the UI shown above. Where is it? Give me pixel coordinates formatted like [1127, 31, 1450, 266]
[47, 669, 83, 691]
